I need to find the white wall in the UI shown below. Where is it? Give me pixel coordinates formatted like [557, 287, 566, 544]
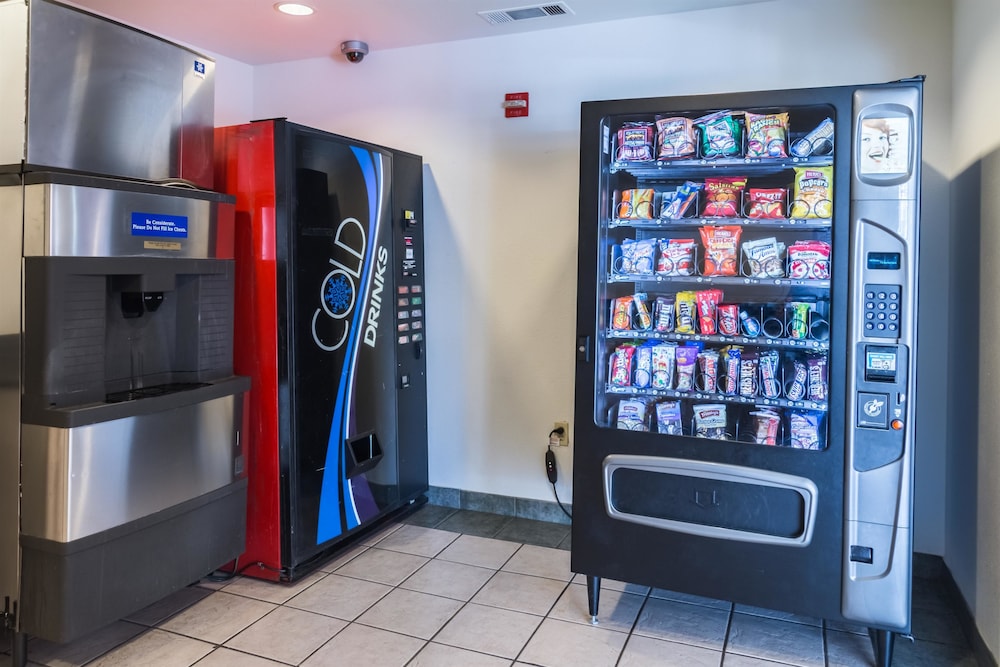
[244, 0, 953, 554]
[952, 0, 1000, 658]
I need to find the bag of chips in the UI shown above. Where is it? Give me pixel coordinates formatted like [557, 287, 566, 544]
[745, 112, 789, 158]
[695, 110, 742, 158]
[746, 188, 786, 219]
[616, 122, 655, 162]
[703, 177, 747, 218]
[656, 117, 697, 160]
[699, 226, 743, 276]
[618, 188, 655, 219]
[789, 167, 833, 219]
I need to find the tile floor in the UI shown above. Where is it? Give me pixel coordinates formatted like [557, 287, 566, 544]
[3, 504, 980, 666]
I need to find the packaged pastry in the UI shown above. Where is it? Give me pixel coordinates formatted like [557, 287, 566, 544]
[789, 411, 822, 449]
[656, 238, 697, 276]
[693, 403, 728, 439]
[651, 343, 677, 390]
[617, 399, 649, 431]
[743, 237, 785, 278]
[634, 343, 654, 389]
[787, 240, 831, 280]
[675, 346, 699, 392]
[656, 400, 684, 435]
[750, 408, 782, 445]
[621, 238, 658, 275]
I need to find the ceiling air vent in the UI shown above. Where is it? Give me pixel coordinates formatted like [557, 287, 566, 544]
[479, 3, 574, 26]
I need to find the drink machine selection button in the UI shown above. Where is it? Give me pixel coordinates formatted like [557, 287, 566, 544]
[857, 392, 889, 429]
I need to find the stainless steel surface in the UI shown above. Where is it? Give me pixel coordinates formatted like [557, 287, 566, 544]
[0, 184, 23, 629]
[842, 83, 921, 631]
[0, 0, 215, 185]
[23, 180, 225, 259]
[602, 455, 818, 547]
[21, 394, 242, 543]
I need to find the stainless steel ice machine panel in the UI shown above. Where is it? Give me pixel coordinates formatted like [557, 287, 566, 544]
[0, 0, 216, 188]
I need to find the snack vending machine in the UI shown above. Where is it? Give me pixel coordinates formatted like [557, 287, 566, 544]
[215, 119, 428, 582]
[572, 78, 922, 666]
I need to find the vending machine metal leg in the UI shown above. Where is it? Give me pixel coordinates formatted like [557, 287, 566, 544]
[12, 631, 27, 667]
[586, 575, 601, 624]
[869, 627, 895, 667]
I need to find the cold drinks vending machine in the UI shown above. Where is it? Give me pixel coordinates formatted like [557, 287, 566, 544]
[571, 78, 922, 666]
[215, 120, 429, 582]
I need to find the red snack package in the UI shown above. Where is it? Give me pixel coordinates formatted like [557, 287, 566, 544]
[746, 188, 786, 219]
[699, 226, 743, 276]
[696, 289, 724, 335]
[703, 177, 747, 218]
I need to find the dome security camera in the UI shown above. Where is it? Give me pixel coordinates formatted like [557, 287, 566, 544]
[341, 40, 369, 63]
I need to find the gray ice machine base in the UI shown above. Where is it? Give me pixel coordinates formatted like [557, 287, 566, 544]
[18, 478, 246, 644]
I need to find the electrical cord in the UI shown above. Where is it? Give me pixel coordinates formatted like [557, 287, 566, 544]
[546, 427, 573, 520]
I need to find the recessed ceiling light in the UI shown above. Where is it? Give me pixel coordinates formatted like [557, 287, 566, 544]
[274, 2, 314, 16]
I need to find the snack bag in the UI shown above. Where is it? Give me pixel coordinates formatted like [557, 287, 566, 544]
[656, 400, 683, 435]
[609, 344, 636, 387]
[616, 122, 655, 162]
[695, 110, 742, 158]
[654, 296, 676, 333]
[750, 408, 782, 445]
[721, 346, 741, 395]
[656, 117, 697, 160]
[693, 403, 727, 439]
[786, 358, 809, 401]
[697, 350, 719, 393]
[789, 167, 833, 219]
[675, 346, 700, 392]
[651, 343, 677, 390]
[739, 352, 759, 397]
[743, 237, 785, 278]
[745, 112, 789, 158]
[790, 118, 834, 158]
[807, 353, 829, 401]
[703, 177, 747, 218]
[633, 292, 653, 331]
[634, 343, 654, 389]
[746, 188, 786, 219]
[621, 238, 658, 275]
[700, 225, 743, 276]
[617, 399, 649, 431]
[656, 238, 697, 276]
[611, 296, 633, 331]
[758, 350, 782, 398]
[674, 291, 698, 334]
[618, 188, 655, 219]
[787, 240, 831, 280]
[789, 411, 822, 449]
[696, 288, 723, 335]
[661, 181, 703, 219]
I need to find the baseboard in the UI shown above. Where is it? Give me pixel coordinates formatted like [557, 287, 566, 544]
[426, 486, 571, 525]
[937, 555, 998, 667]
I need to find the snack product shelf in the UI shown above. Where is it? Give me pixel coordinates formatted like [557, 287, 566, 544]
[607, 272, 831, 289]
[609, 217, 832, 230]
[611, 154, 833, 178]
[605, 384, 828, 413]
[606, 328, 829, 351]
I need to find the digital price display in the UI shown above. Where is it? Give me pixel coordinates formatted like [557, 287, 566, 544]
[867, 252, 901, 270]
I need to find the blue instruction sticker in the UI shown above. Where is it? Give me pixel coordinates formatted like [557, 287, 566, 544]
[194, 60, 206, 78]
[131, 212, 189, 238]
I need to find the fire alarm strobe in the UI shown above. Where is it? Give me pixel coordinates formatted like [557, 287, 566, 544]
[503, 92, 529, 118]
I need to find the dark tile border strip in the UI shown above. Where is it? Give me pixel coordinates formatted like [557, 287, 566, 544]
[937, 556, 997, 667]
[426, 486, 571, 526]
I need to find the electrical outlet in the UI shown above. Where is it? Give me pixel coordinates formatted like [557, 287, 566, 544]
[553, 421, 570, 447]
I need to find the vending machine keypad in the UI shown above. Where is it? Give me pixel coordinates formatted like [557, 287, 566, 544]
[862, 284, 901, 337]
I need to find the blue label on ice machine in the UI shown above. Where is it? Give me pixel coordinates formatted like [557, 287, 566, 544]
[194, 60, 206, 78]
[131, 212, 189, 238]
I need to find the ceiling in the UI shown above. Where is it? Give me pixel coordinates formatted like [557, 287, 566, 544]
[61, 0, 773, 66]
